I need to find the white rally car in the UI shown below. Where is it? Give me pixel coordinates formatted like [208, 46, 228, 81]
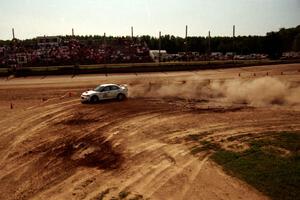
[81, 84, 128, 103]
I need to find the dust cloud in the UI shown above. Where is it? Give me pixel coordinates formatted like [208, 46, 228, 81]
[128, 77, 300, 107]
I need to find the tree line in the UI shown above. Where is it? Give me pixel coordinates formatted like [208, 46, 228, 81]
[141, 25, 300, 59]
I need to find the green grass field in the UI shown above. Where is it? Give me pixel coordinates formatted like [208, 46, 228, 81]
[211, 131, 300, 200]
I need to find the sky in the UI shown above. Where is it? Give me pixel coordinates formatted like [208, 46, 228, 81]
[0, 0, 299, 40]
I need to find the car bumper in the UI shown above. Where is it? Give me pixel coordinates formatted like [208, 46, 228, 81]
[80, 95, 91, 102]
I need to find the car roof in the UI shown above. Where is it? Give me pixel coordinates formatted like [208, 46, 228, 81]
[99, 84, 119, 87]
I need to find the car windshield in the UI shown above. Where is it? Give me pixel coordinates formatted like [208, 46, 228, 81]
[94, 85, 104, 91]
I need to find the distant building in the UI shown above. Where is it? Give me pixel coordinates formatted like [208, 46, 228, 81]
[149, 50, 167, 62]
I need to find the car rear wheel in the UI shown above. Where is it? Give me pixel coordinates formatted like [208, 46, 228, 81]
[90, 95, 99, 103]
[117, 94, 125, 101]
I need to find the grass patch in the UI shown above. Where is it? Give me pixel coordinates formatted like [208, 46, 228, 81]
[251, 131, 300, 153]
[191, 140, 221, 154]
[226, 133, 254, 142]
[212, 131, 300, 200]
[186, 131, 213, 142]
[187, 134, 203, 141]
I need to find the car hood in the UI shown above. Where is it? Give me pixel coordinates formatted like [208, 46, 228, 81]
[82, 90, 98, 96]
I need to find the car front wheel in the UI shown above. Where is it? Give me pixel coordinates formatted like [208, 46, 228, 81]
[90, 95, 99, 103]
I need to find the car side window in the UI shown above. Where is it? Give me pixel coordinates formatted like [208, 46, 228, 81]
[110, 86, 119, 90]
[101, 87, 110, 92]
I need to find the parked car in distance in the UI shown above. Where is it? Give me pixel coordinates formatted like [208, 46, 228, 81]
[81, 84, 128, 103]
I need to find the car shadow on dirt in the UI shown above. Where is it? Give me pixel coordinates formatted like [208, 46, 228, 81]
[81, 98, 127, 105]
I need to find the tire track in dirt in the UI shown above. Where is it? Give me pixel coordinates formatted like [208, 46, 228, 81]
[1, 64, 300, 200]
[1, 97, 298, 200]
[0, 100, 80, 170]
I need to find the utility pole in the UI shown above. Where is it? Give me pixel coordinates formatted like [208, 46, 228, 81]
[233, 25, 236, 60]
[208, 30, 211, 60]
[103, 32, 106, 46]
[12, 28, 15, 40]
[131, 26, 134, 40]
[72, 28, 74, 36]
[103, 32, 107, 64]
[185, 25, 188, 60]
[158, 31, 161, 63]
[233, 25, 235, 38]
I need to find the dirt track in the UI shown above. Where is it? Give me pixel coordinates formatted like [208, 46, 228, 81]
[0, 64, 300, 200]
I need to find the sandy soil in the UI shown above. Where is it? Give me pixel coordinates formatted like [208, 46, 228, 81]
[0, 63, 300, 200]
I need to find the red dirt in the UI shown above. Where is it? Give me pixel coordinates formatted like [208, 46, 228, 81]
[0, 63, 299, 200]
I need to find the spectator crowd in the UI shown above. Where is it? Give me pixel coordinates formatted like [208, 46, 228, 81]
[0, 36, 152, 68]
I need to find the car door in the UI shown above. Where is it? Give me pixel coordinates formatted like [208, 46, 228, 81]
[100, 86, 111, 99]
[109, 86, 120, 99]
